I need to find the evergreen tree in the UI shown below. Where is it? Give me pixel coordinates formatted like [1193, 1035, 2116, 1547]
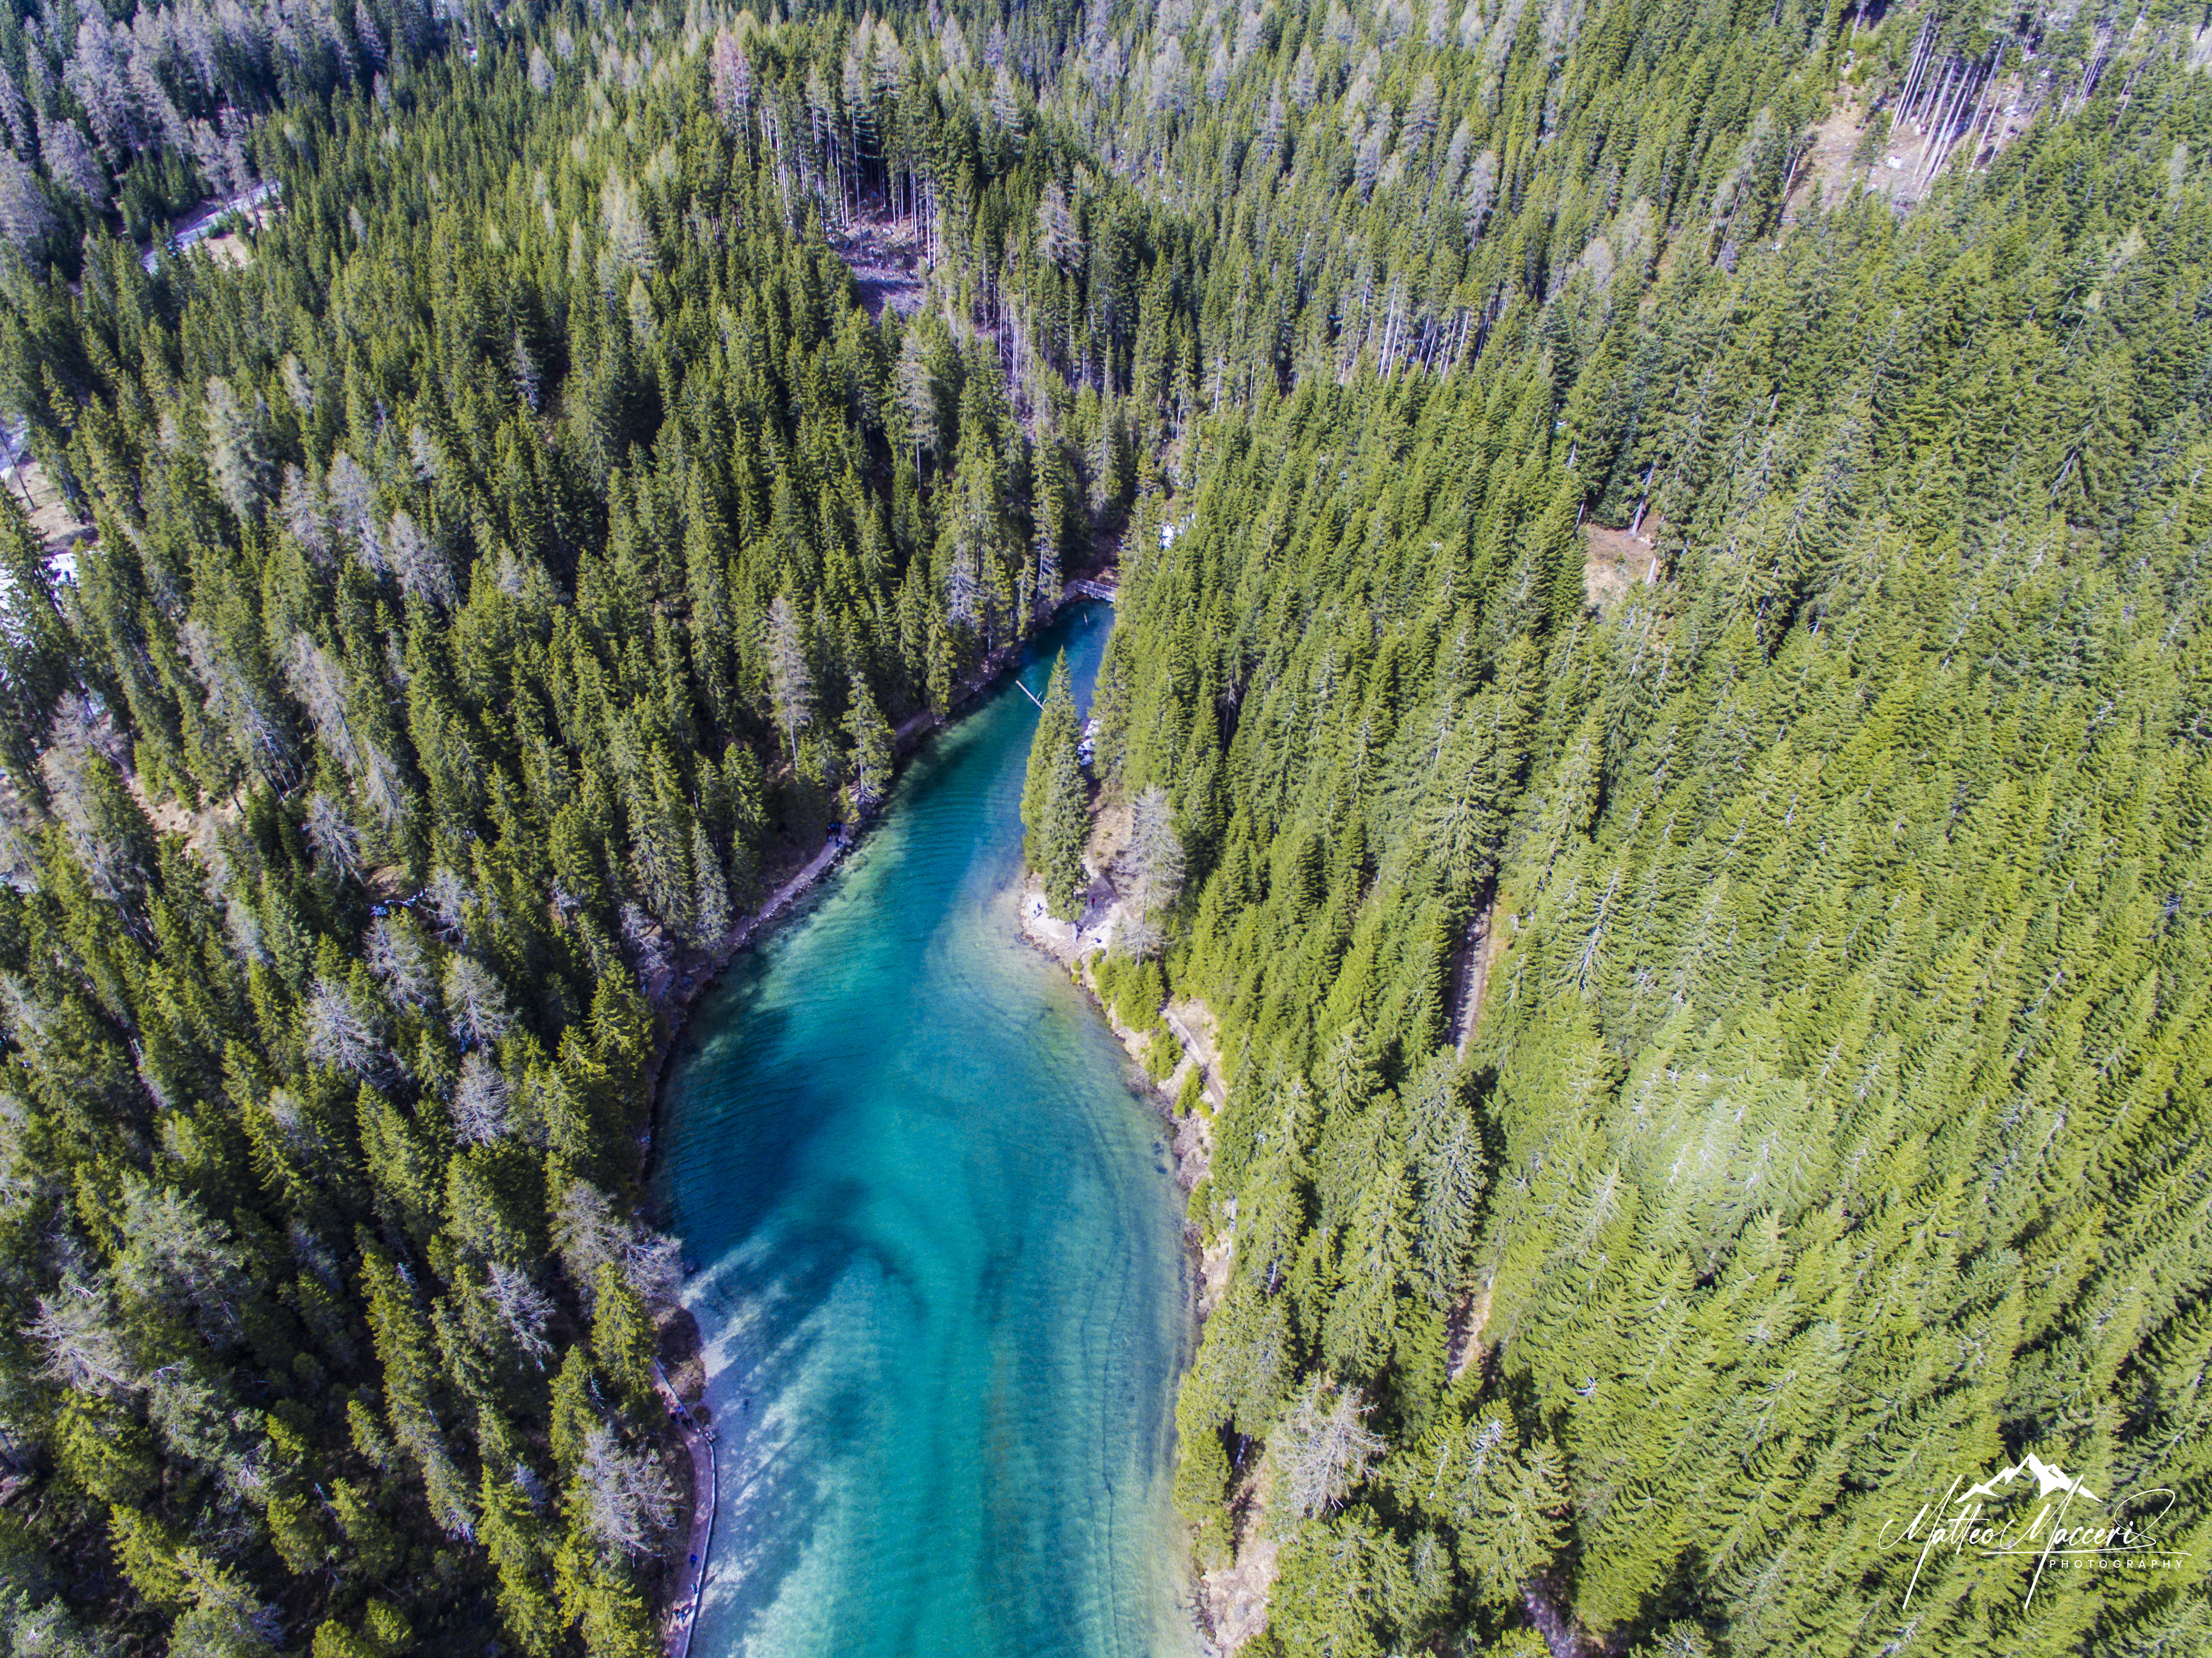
[1036, 737, 1090, 920]
[0, 2, 2204, 1653]
[1021, 650, 1079, 863]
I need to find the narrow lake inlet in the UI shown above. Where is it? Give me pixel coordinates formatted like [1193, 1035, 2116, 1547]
[657, 603, 1197, 1657]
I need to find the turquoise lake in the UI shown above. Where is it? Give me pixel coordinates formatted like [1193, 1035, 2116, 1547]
[656, 602, 1197, 1657]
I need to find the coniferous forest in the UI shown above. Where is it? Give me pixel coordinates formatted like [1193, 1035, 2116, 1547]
[0, 0, 2205, 1648]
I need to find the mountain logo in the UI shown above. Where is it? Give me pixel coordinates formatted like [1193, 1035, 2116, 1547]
[1882, 1448, 2186, 1611]
[1958, 1454, 2100, 1506]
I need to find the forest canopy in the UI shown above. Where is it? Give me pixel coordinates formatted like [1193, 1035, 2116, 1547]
[0, 0, 2205, 1652]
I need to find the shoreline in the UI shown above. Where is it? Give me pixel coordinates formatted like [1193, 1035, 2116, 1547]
[1015, 876, 1253, 1657]
[651, 1360, 716, 1658]
[638, 577, 1118, 1655]
[638, 575, 1122, 1130]
[1016, 874, 1225, 1200]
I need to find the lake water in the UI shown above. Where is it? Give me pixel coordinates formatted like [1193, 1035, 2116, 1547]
[656, 602, 1196, 1658]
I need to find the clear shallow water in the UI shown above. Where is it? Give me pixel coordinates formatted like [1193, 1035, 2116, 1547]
[657, 604, 1196, 1658]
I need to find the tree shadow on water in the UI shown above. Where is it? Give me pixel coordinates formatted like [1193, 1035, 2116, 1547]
[687, 1173, 927, 1656]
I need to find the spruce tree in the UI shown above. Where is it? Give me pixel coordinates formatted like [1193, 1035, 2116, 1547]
[845, 674, 895, 814]
[1036, 738, 1090, 919]
[1021, 649, 1079, 862]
